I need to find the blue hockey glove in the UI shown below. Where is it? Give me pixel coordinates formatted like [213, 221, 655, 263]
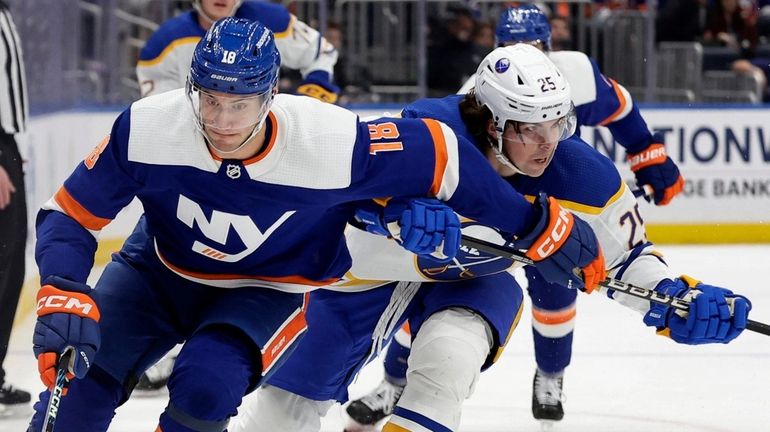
[627, 133, 684, 205]
[296, 71, 340, 104]
[643, 275, 751, 344]
[513, 193, 606, 293]
[354, 197, 461, 263]
[34, 276, 100, 389]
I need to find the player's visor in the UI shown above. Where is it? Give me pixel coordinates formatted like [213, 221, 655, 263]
[186, 79, 272, 131]
[507, 103, 577, 145]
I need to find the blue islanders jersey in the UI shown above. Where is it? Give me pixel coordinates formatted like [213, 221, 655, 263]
[136, 1, 337, 97]
[458, 50, 656, 154]
[349, 95, 672, 315]
[36, 92, 538, 293]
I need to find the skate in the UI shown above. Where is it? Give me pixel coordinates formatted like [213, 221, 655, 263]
[344, 379, 404, 431]
[0, 382, 31, 418]
[134, 355, 176, 396]
[531, 369, 564, 429]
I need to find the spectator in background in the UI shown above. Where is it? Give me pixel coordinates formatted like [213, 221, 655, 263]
[323, 21, 373, 104]
[703, 0, 768, 99]
[549, 15, 573, 50]
[472, 20, 496, 60]
[427, 7, 478, 96]
[0, 0, 31, 415]
[656, 0, 708, 43]
[703, 0, 759, 53]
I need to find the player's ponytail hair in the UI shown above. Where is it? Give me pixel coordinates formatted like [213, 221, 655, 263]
[459, 90, 494, 152]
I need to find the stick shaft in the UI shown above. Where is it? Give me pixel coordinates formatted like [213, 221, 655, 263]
[460, 235, 770, 336]
[42, 349, 74, 432]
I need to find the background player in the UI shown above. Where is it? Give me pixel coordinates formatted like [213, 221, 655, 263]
[137, 0, 339, 102]
[27, 19, 605, 432]
[231, 45, 750, 432]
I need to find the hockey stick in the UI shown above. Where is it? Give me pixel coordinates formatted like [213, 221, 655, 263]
[630, 183, 654, 201]
[42, 347, 75, 432]
[460, 235, 770, 336]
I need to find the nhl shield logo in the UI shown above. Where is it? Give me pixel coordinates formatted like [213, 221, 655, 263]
[495, 58, 510, 73]
[226, 164, 241, 179]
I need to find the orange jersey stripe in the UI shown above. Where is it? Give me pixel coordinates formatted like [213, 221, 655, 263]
[598, 78, 628, 126]
[54, 187, 112, 231]
[157, 251, 339, 287]
[532, 306, 576, 325]
[421, 119, 448, 196]
[261, 292, 309, 372]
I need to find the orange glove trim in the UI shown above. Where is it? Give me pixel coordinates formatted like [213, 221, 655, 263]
[580, 245, 607, 294]
[36, 285, 101, 322]
[658, 174, 685, 206]
[38, 352, 74, 390]
[524, 197, 573, 262]
[628, 143, 667, 171]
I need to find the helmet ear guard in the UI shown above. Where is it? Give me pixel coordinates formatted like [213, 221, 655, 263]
[473, 44, 573, 172]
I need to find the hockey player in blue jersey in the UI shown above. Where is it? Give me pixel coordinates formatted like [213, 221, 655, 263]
[137, 0, 340, 103]
[27, 19, 606, 432]
[136, 0, 341, 393]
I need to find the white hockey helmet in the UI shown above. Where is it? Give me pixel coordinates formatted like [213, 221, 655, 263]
[474, 44, 576, 172]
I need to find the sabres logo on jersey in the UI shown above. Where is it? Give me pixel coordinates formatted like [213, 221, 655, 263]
[417, 223, 514, 281]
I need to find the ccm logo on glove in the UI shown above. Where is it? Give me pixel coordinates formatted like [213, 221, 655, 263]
[37, 285, 100, 321]
[526, 203, 572, 260]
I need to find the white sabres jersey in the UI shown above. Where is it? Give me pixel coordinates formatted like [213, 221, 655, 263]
[136, 2, 338, 97]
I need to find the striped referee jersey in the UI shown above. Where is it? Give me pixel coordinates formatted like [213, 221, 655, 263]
[0, 1, 26, 134]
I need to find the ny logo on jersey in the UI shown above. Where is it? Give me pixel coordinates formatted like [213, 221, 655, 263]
[176, 194, 295, 262]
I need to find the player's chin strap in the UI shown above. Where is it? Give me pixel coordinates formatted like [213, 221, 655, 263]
[202, 121, 263, 156]
[488, 133, 525, 176]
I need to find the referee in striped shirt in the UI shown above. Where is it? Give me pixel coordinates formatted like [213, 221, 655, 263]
[0, 0, 30, 412]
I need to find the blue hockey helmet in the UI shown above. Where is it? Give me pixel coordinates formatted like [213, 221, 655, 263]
[495, 5, 551, 50]
[189, 17, 280, 95]
[187, 17, 280, 144]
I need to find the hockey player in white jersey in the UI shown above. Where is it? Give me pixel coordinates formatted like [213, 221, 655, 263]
[230, 45, 751, 432]
[137, 0, 339, 102]
[27, 19, 606, 432]
[461, 5, 684, 207]
[347, 5, 691, 426]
